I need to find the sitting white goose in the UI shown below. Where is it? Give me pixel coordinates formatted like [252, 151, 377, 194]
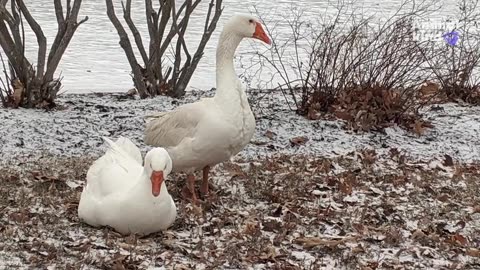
[144, 15, 271, 204]
[77, 137, 176, 235]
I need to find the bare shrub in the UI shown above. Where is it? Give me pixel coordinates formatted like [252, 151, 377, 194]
[330, 15, 434, 132]
[424, 0, 480, 104]
[105, 0, 222, 98]
[251, 0, 438, 132]
[0, 0, 88, 108]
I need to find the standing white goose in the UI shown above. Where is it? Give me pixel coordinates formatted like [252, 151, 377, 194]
[78, 137, 176, 235]
[144, 15, 271, 204]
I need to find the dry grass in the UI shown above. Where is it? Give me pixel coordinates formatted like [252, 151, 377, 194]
[1, 151, 480, 269]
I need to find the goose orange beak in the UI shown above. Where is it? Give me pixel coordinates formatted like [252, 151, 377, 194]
[253, 22, 271, 45]
[151, 171, 164, 197]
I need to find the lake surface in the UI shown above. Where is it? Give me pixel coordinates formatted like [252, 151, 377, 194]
[5, 0, 458, 93]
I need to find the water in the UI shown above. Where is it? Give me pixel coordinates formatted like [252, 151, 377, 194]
[3, 0, 459, 93]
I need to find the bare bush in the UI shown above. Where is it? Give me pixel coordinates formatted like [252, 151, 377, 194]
[105, 0, 222, 98]
[0, 0, 88, 108]
[424, 0, 480, 104]
[330, 15, 434, 132]
[250, 0, 440, 132]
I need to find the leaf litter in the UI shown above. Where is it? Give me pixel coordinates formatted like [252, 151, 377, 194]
[0, 89, 479, 269]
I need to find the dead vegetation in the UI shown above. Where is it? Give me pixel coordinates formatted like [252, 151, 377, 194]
[331, 85, 434, 134]
[424, 0, 480, 105]
[0, 91, 479, 268]
[250, 0, 480, 132]
[105, 0, 222, 98]
[0, 0, 88, 108]
[1, 151, 480, 269]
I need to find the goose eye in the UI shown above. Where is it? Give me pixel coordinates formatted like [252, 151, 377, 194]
[249, 19, 254, 24]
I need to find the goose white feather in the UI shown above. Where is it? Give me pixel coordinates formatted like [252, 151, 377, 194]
[144, 15, 271, 202]
[78, 137, 176, 235]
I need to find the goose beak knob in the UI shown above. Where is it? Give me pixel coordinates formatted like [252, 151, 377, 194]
[253, 22, 271, 45]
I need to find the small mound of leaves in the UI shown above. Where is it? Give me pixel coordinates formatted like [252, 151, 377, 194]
[328, 85, 432, 133]
[444, 84, 480, 105]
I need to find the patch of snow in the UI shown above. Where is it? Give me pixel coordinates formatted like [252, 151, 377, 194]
[1, 91, 479, 269]
[369, 186, 385, 196]
[0, 251, 24, 269]
[290, 250, 316, 265]
[343, 192, 366, 203]
[406, 220, 418, 230]
[1, 92, 479, 167]
[66, 180, 83, 189]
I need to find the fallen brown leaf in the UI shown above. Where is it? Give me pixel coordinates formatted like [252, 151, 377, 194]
[307, 106, 321, 120]
[365, 261, 379, 270]
[290, 136, 309, 146]
[126, 88, 137, 96]
[420, 81, 439, 96]
[243, 218, 260, 236]
[466, 248, 480, 257]
[259, 246, 277, 261]
[12, 78, 24, 108]
[444, 154, 454, 167]
[339, 181, 353, 195]
[360, 149, 377, 165]
[334, 110, 353, 121]
[264, 130, 276, 140]
[351, 245, 365, 254]
[412, 229, 427, 240]
[111, 262, 126, 270]
[449, 233, 468, 246]
[437, 193, 450, 202]
[412, 120, 426, 136]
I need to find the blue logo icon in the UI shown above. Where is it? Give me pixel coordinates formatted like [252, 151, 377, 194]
[442, 31, 460, 46]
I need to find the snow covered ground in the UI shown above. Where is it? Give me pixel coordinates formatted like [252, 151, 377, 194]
[1, 89, 479, 164]
[0, 90, 480, 269]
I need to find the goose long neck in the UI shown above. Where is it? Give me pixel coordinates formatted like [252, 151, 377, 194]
[215, 30, 243, 100]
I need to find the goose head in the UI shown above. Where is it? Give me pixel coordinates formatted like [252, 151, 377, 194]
[144, 148, 173, 197]
[224, 15, 271, 45]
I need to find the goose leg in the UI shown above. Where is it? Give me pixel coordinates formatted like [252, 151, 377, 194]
[200, 165, 210, 195]
[181, 174, 198, 205]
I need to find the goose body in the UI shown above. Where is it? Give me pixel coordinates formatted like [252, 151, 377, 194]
[78, 137, 176, 235]
[144, 15, 271, 203]
[145, 93, 255, 173]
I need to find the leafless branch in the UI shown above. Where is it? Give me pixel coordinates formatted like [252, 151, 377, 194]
[248, 0, 450, 131]
[105, 0, 147, 98]
[175, 0, 222, 96]
[107, 0, 223, 97]
[0, 0, 87, 108]
[122, 0, 148, 66]
[45, 0, 88, 82]
[15, 0, 46, 83]
[53, 0, 65, 25]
